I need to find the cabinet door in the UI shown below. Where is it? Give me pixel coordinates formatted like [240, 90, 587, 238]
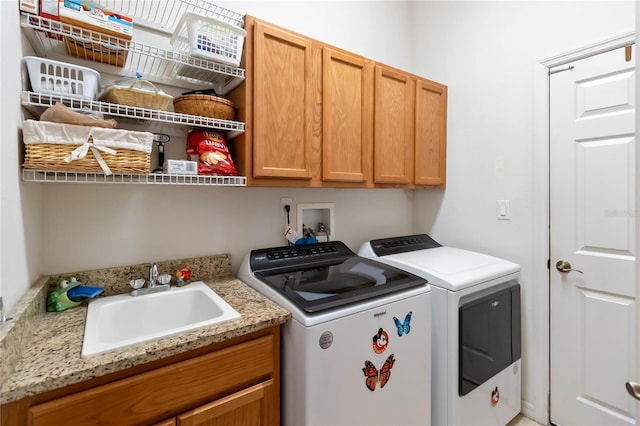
[322, 47, 373, 182]
[176, 379, 276, 426]
[414, 79, 447, 187]
[253, 21, 315, 179]
[373, 65, 413, 184]
[152, 419, 177, 426]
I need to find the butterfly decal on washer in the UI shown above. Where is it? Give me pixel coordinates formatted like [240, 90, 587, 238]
[393, 311, 412, 336]
[362, 353, 396, 391]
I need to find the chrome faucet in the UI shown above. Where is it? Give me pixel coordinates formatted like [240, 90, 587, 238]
[148, 262, 159, 287]
[130, 263, 170, 296]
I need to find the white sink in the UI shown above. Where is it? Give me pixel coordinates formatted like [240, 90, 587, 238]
[81, 281, 241, 357]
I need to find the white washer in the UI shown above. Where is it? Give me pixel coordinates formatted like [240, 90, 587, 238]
[359, 234, 521, 426]
[239, 241, 432, 426]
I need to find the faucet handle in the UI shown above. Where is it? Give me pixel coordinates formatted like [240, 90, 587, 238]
[157, 273, 172, 285]
[130, 279, 145, 290]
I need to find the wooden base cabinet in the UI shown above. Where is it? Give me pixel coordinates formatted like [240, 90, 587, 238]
[175, 379, 275, 426]
[1, 327, 280, 426]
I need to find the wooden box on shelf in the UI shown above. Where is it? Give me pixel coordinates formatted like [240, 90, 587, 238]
[58, 0, 133, 67]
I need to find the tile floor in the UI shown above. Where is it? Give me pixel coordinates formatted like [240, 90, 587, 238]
[508, 414, 544, 426]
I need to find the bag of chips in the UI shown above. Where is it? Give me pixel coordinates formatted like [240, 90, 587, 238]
[186, 130, 238, 176]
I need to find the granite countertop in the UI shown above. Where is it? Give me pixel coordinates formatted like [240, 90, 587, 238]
[0, 255, 290, 405]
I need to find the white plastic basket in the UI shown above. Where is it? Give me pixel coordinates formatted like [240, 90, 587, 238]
[170, 13, 246, 67]
[23, 56, 101, 100]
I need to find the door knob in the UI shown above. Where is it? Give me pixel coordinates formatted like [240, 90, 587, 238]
[626, 382, 640, 400]
[555, 260, 583, 274]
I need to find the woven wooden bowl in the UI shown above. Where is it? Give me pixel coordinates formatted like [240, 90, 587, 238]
[173, 94, 235, 120]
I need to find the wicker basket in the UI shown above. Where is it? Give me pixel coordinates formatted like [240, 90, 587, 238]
[173, 94, 234, 120]
[22, 120, 153, 175]
[100, 79, 173, 110]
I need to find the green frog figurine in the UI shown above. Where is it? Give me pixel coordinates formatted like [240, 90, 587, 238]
[47, 277, 104, 312]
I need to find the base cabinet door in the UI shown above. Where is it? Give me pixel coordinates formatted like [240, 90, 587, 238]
[152, 419, 177, 426]
[176, 380, 276, 426]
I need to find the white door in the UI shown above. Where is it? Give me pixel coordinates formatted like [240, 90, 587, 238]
[550, 45, 637, 425]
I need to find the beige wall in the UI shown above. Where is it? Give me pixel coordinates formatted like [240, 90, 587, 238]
[1, 0, 43, 313]
[1, 0, 416, 310]
[2, 1, 634, 421]
[411, 1, 635, 422]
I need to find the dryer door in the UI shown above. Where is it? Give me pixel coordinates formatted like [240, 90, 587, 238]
[458, 281, 521, 396]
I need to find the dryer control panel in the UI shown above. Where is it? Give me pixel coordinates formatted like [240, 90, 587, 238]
[368, 234, 442, 256]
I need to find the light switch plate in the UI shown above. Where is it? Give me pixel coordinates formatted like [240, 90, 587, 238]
[497, 200, 511, 220]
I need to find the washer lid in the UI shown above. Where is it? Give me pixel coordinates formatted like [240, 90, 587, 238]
[248, 241, 427, 314]
[377, 246, 520, 290]
[368, 234, 442, 256]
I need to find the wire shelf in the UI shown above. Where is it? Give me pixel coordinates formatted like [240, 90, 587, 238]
[91, 0, 245, 33]
[22, 169, 247, 186]
[21, 15, 245, 95]
[21, 91, 245, 139]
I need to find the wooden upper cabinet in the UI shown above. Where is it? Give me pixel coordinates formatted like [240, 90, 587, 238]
[252, 21, 315, 179]
[414, 79, 447, 187]
[373, 65, 414, 184]
[322, 47, 373, 183]
[231, 16, 447, 189]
